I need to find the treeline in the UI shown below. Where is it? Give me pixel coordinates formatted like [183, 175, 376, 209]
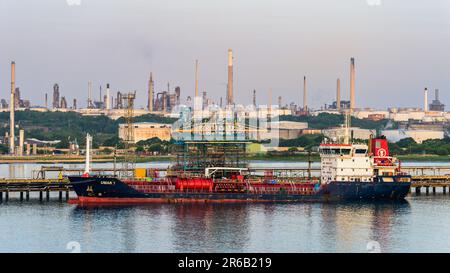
[389, 137, 450, 156]
[0, 111, 176, 149]
[135, 137, 175, 154]
[279, 135, 324, 149]
[280, 113, 392, 130]
[277, 134, 450, 157]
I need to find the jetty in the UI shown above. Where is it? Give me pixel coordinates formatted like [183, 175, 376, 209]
[0, 166, 449, 202]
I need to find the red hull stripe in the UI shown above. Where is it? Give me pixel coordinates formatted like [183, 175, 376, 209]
[68, 197, 300, 204]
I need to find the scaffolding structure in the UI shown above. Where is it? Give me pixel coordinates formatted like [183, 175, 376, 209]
[121, 91, 136, 178]
[172, 140, 249, 177]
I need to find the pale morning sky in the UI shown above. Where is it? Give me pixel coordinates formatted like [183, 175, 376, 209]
[0, 0, 449, 110]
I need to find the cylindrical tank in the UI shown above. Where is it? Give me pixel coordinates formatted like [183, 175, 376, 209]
[175, 179, 213, 191]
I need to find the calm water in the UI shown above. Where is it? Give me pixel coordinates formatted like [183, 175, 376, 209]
[0, 161, 450, 253]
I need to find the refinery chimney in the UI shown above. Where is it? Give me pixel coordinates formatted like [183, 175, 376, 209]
[106, 83, 111, 110]
[19, 129, 24, 157]
[227, 49, 233, 105]
[88, 81, 92, 108]
[336, 78, 341, 111]
[424, 88, 429, 112]
[303, 76, 307, 111]
[10, 61, 15, 154]
[350, 57, 355, 111]
[148, 73, 154, 111]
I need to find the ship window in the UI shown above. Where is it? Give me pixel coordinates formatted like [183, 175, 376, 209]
[341, 149, 351, 155]
[332, 148, 341, 154]
[376, 141, 381, 148]
[355, 149, 367, 154]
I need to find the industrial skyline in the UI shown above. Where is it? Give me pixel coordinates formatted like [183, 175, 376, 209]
[1, 0, 450, 109]
[1, 55, 446, 116]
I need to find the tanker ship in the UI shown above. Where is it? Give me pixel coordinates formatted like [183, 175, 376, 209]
[68, 135, 411, 204]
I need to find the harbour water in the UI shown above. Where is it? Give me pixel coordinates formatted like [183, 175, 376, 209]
[0, 161, 450, 253]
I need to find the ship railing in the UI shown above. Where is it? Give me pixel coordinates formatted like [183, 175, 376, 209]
[373, 156, 398, 167]
[247, 183, 316, 195]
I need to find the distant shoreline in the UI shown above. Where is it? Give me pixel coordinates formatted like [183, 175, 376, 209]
[0, 154, 448, 164]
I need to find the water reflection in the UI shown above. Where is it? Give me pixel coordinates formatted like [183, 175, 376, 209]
[67, 201, 410, 252]
[170, 204, 250, 252]
[318, 201, 411, 252]
[71, 205, 140, 252]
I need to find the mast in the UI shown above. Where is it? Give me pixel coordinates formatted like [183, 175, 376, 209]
[84, 133, 92, 175]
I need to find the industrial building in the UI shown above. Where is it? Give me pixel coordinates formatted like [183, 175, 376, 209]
[381, 129, 444, 144]
[275, 121, 309, 139]
[322, 127, 376, 141]
[429, 89, 445, 112]
[153, 85, 181, 113]
[118, 122, 172, 143]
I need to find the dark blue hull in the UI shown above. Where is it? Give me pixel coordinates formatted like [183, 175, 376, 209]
[68, 176, 411, 204]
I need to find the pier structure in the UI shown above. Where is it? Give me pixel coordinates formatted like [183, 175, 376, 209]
[0, 165, 450, 202]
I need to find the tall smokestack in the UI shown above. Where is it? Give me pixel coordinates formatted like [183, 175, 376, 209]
[435, 89, 439, 101]
[350, 57, 355, 110]
[227, 49, 233, 105]
[253, 89, 256, 107]
[303, 76, 307, 111]
[148, 73, 154, 111]
[19, 129, 24, 157]
[195, 60, 199, 98]
[10, 61, 15, 154]
[106, 83, 111, 110]
[45, 93, 48, 109]
[88, 81, 92, 108]
[336, 78, 341, 111]
[424, 88, 429, 112]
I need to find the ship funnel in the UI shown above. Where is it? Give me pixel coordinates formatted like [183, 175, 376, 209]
[371, 136, 390, 157]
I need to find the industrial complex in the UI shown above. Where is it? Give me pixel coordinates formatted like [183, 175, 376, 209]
[0, 50, 449, 157]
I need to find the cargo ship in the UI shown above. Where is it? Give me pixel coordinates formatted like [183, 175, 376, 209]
[68, 135, 411, 204]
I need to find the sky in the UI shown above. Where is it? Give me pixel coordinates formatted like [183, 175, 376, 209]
[0, 0, 450, 110]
